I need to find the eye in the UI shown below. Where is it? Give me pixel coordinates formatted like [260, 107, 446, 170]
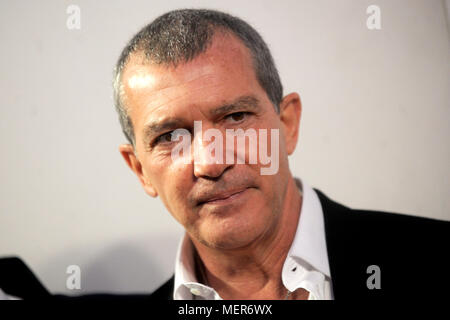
[225, 112, 249, 123]
[153, 129, 190, 147]
[154, 131, 174, 145]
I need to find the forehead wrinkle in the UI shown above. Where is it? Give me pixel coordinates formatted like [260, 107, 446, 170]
[134, 79, 225, 127]
[146, 72, 227, 106]
[125, 52, 228, 94]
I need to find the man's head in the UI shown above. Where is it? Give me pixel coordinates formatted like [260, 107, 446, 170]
[115, 9, 301, 250]
[113, 9, 284, 147]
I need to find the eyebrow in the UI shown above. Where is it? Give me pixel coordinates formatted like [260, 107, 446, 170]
[142, 118, 184, 146]
[209, 95, 261, 117]
[142, 95, 261, 145]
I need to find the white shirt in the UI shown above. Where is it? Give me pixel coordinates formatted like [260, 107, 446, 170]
[173, 178, 334, 300]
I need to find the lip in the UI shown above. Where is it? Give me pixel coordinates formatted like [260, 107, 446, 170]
[199, 188, 250, 206]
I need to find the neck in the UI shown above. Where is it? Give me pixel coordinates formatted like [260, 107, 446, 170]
[190, 176, 302, 300]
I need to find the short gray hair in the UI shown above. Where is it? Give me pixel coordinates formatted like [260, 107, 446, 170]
[113, 9, 283, 146]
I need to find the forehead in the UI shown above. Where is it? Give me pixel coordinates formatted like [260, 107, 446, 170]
[121, 32, 262, 124]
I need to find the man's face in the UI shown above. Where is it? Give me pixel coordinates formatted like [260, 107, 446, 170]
[120, 33, 298, 250]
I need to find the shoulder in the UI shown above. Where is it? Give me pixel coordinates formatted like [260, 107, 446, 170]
[314, 188, 450, 299]
[314, 187, 449, 240]
[51, 277, 175, 301]
[149, 276, 174, 300]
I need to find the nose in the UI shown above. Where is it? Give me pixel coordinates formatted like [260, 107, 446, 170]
[193, 128, 233, 179]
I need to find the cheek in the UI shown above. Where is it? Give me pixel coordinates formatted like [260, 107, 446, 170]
[147, 156, 193, 212]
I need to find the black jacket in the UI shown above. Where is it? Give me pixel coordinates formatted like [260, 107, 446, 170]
[1, 189, 449, 300]
[150, 188, 450, 300]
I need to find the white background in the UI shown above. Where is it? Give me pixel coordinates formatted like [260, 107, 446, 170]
[0, 0, 449, 294]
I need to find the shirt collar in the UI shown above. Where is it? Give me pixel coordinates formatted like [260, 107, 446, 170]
[173, 231, 222, 300]
[280, 178, 333, 299]
[173, 177, 332, 300]
[287, 178, 331, 278]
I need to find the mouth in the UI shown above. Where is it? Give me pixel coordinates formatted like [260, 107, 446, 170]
[198, 188, 250, 206]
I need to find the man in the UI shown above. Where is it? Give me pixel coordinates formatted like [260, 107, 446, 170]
[113, 9, 449, 300]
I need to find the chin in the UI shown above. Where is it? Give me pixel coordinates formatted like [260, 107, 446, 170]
[192, 191, 278, 250]
[198, 216, 267, 250]
[203, 236, 258, 251]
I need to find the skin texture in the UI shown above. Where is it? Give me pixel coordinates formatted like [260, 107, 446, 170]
[119, 32, 304, 299]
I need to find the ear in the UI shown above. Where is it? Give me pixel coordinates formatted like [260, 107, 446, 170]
[279, 92, 302, 155]
[119, 144, 158, 197]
